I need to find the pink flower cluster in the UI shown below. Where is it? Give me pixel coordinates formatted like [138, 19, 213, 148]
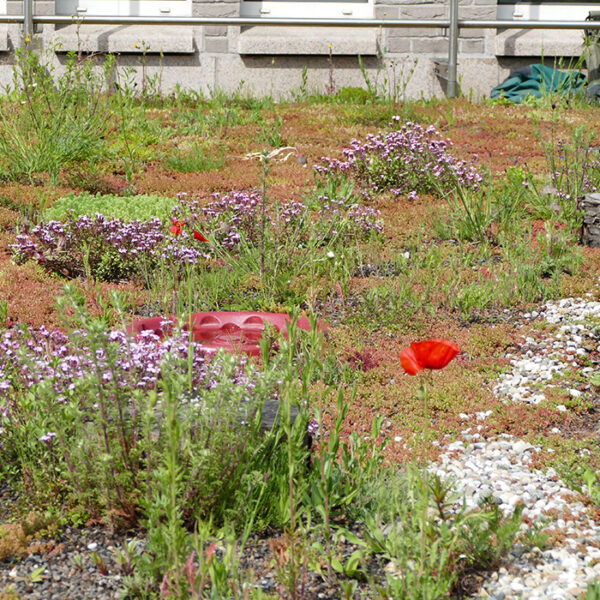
[316, 119, 482, 200]
[0, 324, 263, 446]
[11, 213, 209, 282]
[173, 190, 382, 252]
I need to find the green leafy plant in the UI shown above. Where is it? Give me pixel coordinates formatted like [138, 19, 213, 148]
[165, 142, 225, 173]
[0, 300, 7, 328]
[306, 170, 360, 211]
[583, 468, 600, 506]
[359, 467, 524, 600]
[156, 532, 242, 600]
[258, 115, 285, 148]
[458, 500, 525, 571]
[27, 566, 45, 584]
[587, 579, 600, 600]
[0, 46, 112, 184]
[111, 65, 144, 194]
[528, 124, 600, 235]
[291, 66, 310, 102]
[364, 473, 459, 599]
[134, 40, 164, 101]
[358, 54, 418, 105]
[350, 278, 428, 331]
[336, 86, 372, 104]
[590, 372, 600, 388]
[435, 167, 533, 245]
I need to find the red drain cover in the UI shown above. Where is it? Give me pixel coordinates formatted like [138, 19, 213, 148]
[128, 312, 322, 356]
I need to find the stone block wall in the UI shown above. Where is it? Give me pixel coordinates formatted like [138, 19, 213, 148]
[193, 0, 238, 54]
[0, 0, 581, 99]
[378, 0, 496, 58]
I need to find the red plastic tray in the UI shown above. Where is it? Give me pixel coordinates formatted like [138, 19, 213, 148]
[128, 312, 321, 356]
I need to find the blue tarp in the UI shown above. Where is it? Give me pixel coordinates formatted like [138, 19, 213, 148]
[490, 64, 587, 103]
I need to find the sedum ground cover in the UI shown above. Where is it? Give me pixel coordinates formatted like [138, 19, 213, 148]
[1, 49, 600, 599]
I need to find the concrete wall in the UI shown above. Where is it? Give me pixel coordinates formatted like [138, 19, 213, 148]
[0, 0, 589, 99]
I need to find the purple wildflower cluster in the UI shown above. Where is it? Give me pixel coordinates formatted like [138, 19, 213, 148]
[11, 213, 207, 282]
[169, 191, 264, 250]
[202, 190, 263, 248]
[277, 199, 307, 228]
[550, 140, 600, 201]
[0, 325, 257, 398]
[173, 190, 382, 253]
[315, 118, 483, 200]
[317, 197, 383, 237]
[11, 188, 384, 284]
[0, 324, 261, 439]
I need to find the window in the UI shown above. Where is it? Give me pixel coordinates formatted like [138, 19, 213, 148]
[497, 0, 600, 20]
[240, 0, 374, 19]
[56, 0, 192, 17]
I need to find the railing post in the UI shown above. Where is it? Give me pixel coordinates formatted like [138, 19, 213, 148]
[23, 0, 33, 39]
[447, 0, 459, 98]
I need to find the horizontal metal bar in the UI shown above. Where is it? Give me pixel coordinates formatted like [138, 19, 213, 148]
[17, 15, 600, 30]
[460, 19, 600, 29]
[0, 16, 24, 23]
[33, 16, 449, 27]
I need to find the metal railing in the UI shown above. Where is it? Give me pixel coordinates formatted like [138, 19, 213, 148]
[6, 0, 600, 97]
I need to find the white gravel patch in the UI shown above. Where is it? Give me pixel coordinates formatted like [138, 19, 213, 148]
[437, 293, 600, 599]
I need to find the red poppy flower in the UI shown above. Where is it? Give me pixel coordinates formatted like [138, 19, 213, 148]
[194, 231, 209, 242]
[169, 218, 186, 236]
[399, 339, 460, 376]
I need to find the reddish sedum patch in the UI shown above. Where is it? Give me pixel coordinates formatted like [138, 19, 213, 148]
[0, 208, 19, 231]
[0, 513, 59, 562]
[0, 262, 63, 328]
[135, 164, 259, 195]
[0, 184, 75, 211]
[0, 232, 16, 257]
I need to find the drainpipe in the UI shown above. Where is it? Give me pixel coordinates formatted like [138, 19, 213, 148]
[23, 0, 33, 40]
[447, 0, 459, 98]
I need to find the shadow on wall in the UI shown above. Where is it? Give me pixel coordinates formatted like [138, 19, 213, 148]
[497, 56, 586, 83]
[241, 54, 379, 71]
[54, 51, 199, 69]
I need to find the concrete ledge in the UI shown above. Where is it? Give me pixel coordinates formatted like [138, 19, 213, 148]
[51, 25, 195, 53]
[237, 26, 379, 55]
[495, 28, 584, 57]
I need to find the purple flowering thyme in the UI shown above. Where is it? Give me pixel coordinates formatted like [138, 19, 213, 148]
[11, 213, 208, 282]
[316, 118, 482, 200]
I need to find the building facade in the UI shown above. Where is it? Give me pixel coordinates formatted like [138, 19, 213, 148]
[0, 0, 592, 99]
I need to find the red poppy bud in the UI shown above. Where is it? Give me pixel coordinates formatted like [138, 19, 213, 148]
[194, 231, 208, 242]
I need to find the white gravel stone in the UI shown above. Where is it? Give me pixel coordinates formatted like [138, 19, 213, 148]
[436, 295, 600, 600]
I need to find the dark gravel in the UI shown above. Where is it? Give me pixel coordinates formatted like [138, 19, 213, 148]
[0, 524, 389, 600]
[0, 475, 390, 600]
[0, 525, 133, 600]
